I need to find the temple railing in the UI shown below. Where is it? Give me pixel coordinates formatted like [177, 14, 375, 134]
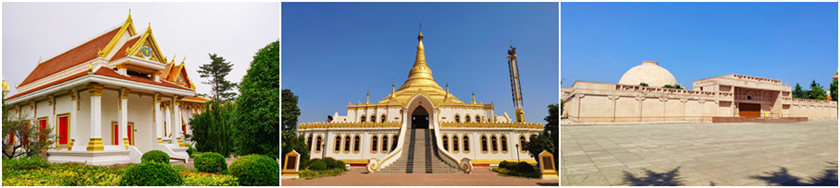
[298, 122, 400, 130]
[438, 122, 543, 129]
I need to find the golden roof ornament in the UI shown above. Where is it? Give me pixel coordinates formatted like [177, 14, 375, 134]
[471, 91, 476, 104]
[365, 92, 370, 104]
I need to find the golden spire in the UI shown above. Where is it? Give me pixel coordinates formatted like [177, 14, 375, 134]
[471, 91, 476, 104]
[365, 92, 370, 104]
[397, 25, 443, 91]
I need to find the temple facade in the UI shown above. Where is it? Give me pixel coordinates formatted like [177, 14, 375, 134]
[562, 61, 838, 123]
[297, 31, 543, 173]
[3, 13, 210, 165]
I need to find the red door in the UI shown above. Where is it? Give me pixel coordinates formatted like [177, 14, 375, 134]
[38, 119, 47, 142]
[127, 124, 133, 145]
[112, 123, 119, 145]
[58, 116, 68, 145]
[22, 122, 29, 145]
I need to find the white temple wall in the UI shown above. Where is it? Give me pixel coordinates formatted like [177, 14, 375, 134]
[664, 100, 685, 121]
[101, 90, 119, 146]
[578, 95, 612, 122]
[614, 97, 639, 122]
[128, 94, 154, 152]
[439, 130, 538, 162]
[75, 91, 92, 151]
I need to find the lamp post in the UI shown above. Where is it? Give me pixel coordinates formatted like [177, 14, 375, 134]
[515, 144, 520, 162]
[322, 143, 327, 158]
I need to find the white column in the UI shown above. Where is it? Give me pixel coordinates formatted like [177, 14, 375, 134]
[174, 97, 185, 147]
[70, 90, 78, 151]
[119, 88, 129, 149]
[165, 103, 172, 141]
[86, 83, 104, 151]
[154, 93, 163, 144]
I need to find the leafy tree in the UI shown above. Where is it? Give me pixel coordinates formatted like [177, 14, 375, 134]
[810, 85, 827, 100]
[189, 100, 235, 157]
[663, 85, 674, 89]
[524, 104, 559, 170]
[234, 41, 280, 159]
[793, 83, 805, 99]
[2, 97, 55, 159]
[674, 84, 683, 89]
[282, 89, 301, 131]
[281, 131, 309, 170]
[198, 53, 238, 101]
[639, 83, 649, 87]
[830, 79, 838, 101]
[811, 80, 818, 88]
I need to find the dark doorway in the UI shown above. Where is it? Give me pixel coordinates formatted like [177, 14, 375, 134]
[739, 103, 761, 118]
[412, 106, 429, 129]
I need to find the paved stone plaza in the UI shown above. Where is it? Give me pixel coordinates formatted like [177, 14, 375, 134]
[561, 120, 838, 186]
[283, 167, 558, 186]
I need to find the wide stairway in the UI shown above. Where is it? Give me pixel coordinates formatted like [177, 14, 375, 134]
[378, 128, 460, 173]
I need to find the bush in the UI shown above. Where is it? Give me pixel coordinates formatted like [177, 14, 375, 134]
[336, 160, 347, 170]
[229, 154, 279, 186]
[4, 156, 49, 171]
[118, 162, 183, 186]
[322, 158, 338, 169]
[299, 168, 345, 179]
[499, 160, 512, 169]
[141, 150, 170, 164]
[179, 168, 239, 186]
[309, 160, 327, 170]
[2, 162, 125, 186]
[194, 152, 227, 173]
[514, 162, 536, 173]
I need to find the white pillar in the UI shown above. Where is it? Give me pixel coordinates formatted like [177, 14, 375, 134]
[154, 93, 163, 144]
[119, 88, 129, 149]
[86, 83, 104, 151]
[165, 103, 172, 141]
[174, 97, 185, 147]
[70, 90, 78, 151]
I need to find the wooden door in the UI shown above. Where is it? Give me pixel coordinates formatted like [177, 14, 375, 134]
[739, 103, 761, 118]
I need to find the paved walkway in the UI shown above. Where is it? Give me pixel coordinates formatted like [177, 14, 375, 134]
[561, 120, 838, 186]
[282, 167, 558, 186]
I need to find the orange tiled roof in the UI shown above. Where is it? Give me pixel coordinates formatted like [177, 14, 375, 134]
[110, 36, 142, 61]
[5, 71, 88, 100]
[182, 96, 211, 103]
[19, 27, 121, 87]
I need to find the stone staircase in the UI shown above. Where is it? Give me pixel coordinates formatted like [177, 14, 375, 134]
[378, 128, 460, 173]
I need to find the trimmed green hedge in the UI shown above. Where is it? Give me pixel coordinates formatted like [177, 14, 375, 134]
[194, 152, 227, 174]
[141, 150, 170, 164]
[229, 155, 279, 186]
[118, 162, 183, 186]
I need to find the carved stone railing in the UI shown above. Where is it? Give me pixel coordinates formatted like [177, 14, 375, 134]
[730, 74, 782, 84]
[438, 122, 543, 129]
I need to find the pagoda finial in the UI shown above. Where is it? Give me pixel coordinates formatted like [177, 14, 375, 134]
[365, 92, 370, 104]
[446, 83, 449, 92]
[471, 91, 476, 104]
[418, 22, 423, 41]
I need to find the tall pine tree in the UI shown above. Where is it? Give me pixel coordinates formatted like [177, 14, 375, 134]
[793, 83, 805, 99]
[198, 54, 237, 101]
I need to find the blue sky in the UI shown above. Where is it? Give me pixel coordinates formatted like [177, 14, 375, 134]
[282, 2, 558, 124]
[562, 2, 838, 90]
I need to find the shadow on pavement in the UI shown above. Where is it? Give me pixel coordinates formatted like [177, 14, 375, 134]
[536, 182, 559, 186]
[750, 161, 838, 186]
[622, 167, 683, 186]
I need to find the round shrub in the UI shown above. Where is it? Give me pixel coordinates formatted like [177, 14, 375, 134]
[118, 162, 183, 186]
[9, 156, 50, 171]
[336, 160, 347, 170]
[322, 158, 338, 169]
[229, 154, 279, 186]
[514, 162, 535, 173]
[141, 150, 170, 164]
[309, 160, 327, 170]
[195, 152, 228, 173]
[499, 160, 511, 169]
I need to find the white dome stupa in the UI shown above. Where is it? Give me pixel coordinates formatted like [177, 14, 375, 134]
[618, 61, 678, 88]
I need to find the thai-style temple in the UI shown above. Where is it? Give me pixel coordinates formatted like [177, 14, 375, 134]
[562, 61, 838, 123]
[297, 30, 544, 173]
[3, 12, 210, 165]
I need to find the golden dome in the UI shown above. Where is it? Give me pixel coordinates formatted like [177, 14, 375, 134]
[377, 31, 462, 105]
[618, 61, 678, 88]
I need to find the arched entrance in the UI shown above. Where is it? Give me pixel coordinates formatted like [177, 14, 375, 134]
[411, 106, 429, 129]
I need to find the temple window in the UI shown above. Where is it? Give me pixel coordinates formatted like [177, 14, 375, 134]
[465, 115, 471, 123]
[360, 114, 366, 122]
[455, 114, 461, 123]
[480, 135, 488, 153]
[500, 135, 508, 152]
[344, 135, 351, 152]
[442, 135, 449, 151]
[381, 114, 387, 123]
[391, 134, 398, 151]
[491, 135, 498, 153]
[57, 114, 69, 145]
[371, 135, 379, 153]
[306, 134, 313, 149]
[382, 135, 389, 153]
[353, 135, 361, 152]
[463, 135, 470, 152]
[476, 115, 481, 123]
[315, 135, 323, 152]
[452, 134, 459, 152]
[370, 115, 376, 123]
[334, 135, 341, 152]
[519, 135, 527, 152]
